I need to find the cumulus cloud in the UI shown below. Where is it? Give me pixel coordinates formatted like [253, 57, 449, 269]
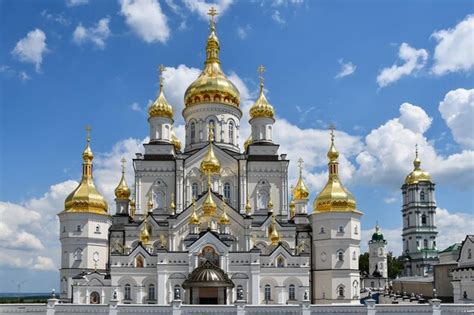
[182, 0, 234, 20]
[66, 0, 88, 6]
[376, 43, 428, 88]
[120, 0, 170, 44]
[33, 256, 56, 271]
[73, 17, 111, 49]
[11, 29, 48, 72]
[438, 88, 474, 149]
[335, 59, 356, 79]
[432, 15, 474, 76]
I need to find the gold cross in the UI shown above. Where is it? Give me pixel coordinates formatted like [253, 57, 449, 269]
[85, 125, 91, 142]
[258, 64, 265, 86]
[120, 157, 126, 173]
[208, 7, 218, 23]
[158, 64, 166, 87]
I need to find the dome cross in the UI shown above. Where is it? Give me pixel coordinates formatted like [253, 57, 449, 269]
[158, 64, 166, 90]
[85, 125, 91, 143]
[258, 64, 265, 88]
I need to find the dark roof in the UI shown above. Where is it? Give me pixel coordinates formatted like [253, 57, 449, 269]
[182, 261, 234, 288]
[440, 243, 462, 253]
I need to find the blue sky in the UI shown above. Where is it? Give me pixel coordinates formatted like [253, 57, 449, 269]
[0, 0, 473, 292]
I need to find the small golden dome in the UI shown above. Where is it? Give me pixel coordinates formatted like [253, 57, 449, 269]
[189, 199, 200, 225]
[244, 134, 252, 151]
[203, 189, 217, 216]
[269, 215, 280, 245]
[140, 216, 150, 245]
[171, 131, 182, 152]
[292, 158, 309, 200]
[313, 130, 358, 213]
[219, 201, 230, 225]
[289, 199, 296, 219]
[184, 9, 240, 108]
[114, 158, 131, 200]
[200, 129, 221, 175]
[405, 147, 432, 185]
[148, 65, 174, 119]
[249, 65, 275, 119]
[64, 130, 108, 215]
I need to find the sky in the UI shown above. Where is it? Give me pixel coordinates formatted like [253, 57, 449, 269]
[0, 0, 473, 292]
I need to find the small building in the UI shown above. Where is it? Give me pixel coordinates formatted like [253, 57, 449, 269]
[362, 224, 388, 290]
[452, 235, 474, 303]
[433, 243, 461, 302]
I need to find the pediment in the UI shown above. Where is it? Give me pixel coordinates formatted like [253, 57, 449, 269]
[188, 231, 230, 254]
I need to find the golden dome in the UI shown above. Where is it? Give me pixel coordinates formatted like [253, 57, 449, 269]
[200, 129, 221, 175]
[184, 9, 240, 108]
[292, 158, 309, 200]
[148, 65, 174, 119]
[140, 216, 150, 245]
[189, 199, 200, 225]
[203, 188, 217, 217]
[64, 130, 108, 215]
[171, 131, 182, 152]
[219, 200, 230, 225]
[405, 147, 432, 185]
[269, 215, 280, 245]
[249, 65, 275, 119]
[114, 158, 131, 200]
[313, 130, 358, 213]
[244, 134, 252, 151]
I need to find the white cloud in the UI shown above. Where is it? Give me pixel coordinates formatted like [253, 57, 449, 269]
[432, 15, 474, 76]
[237, 25, 251, 40]
[120, 0, 170, 44]
[182, 0, 234, 20]
[0, 65, 31, 81]
[66, 0, 89, 6]
[398, 102, 432, 134]
[335, 59, 356, 79]
[361, 227, 403, 255]
[40, 10, 71, 26]
[11, 29, 48, 72]
[130, 102, 142, 112]
[272, 10, 286, 25]
[33, 256, 56, 271]
[439, 88, 474, 149]
[73, 17, 111, 49]
[376, 43, 428, 88]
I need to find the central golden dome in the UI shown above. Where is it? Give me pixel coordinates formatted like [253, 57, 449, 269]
[184, 10, 240, 108]
[405, 148, 432, 185]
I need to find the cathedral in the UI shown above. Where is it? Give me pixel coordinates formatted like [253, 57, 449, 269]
[57, 9, 362, 306]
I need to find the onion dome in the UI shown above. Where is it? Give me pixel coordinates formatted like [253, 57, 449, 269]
[171, 131, 182, 151]
[219, 200, 230, 225]
[313, 129, 358, 213]
[203, 186, 217, 217]
[249, 65, 275, 119]
[184, 8, 240, 108]
[140, 215, 150, 245]
[292, 158, 309, 200]
[371, 223, 385, 242]
[189, 199, 200, 225]
[269, 215, 280, 245]
[114, 158, 131, 200]
[405, 146, 432, 185]
[148, 65, 174, 120]
[64, 128, 108, 215]
[244, 134, 252, 151]
[200, 129, 221, 175]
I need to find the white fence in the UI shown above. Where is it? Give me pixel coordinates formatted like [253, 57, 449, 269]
[0, 299, 473, 315]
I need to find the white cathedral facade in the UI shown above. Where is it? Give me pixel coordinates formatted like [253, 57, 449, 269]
[58, 10, 364, 306]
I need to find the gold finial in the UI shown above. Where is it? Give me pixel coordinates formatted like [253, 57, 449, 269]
[120, 157, 126, 173]
[208, 6, 218, 29]
[268, 194, 273, 211]
[298, 158, 304, 177]
[208, 123, 214, 142]
[147, 193, 154, 211]
[85, 125, 91, 143]
[189, 197, 200, 225]
[329, 123, 336, 143]
[293, 158, 309, 200]
[245, 195, 252, 215]
[258, 64, 265, 90]
[158, 64, 166, 91]
[115, 157, 131, 200]
[170, 193, 176, 214]
[140, 214, 150, 245]
[130, 199, 136, 219]
[219, 198, 230, 225]
[269, 214, 280, 245]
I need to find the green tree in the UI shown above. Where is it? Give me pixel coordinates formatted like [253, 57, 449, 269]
[359, 252, 369, 274]
[387, 252, 404, 279]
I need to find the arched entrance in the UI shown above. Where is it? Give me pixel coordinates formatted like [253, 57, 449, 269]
[90, 291, 100, 304]
[182, 261, 234, 304]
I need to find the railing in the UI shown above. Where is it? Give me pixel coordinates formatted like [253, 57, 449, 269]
[0, 299, 473, 315]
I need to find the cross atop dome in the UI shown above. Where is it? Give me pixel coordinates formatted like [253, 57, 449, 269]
[158, 64, 166, 89]
[85, 125, 91, 143]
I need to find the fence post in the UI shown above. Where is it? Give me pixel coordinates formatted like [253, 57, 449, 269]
[109, 298, 118, 315]
[46, 298, 58, 315]
[300, 299, 311, 315]
[172, 299, 182, 315]
[430, 298, 441, 315]
[366, 298, 376, 315]
[235, 300, 246, 315]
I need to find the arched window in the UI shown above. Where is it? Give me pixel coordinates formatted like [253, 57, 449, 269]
[148, 284, 155, 301]
[74, 248, 82, 261]
[379, 248, 384, 255]
[76, 225, 81, 232]
[423, 239, 428, 249]
[352, 251, 357, 260]
[421, 214, 427, 225]
[192, 183, 198, 199]
[136, 256, 144, 268]
[199, 246, 219, 266]
[264, 284, 271, 301]
[289, 284, 296, 300]
[174, 285, 181, 300]
[90, 291, 100, 304]
[338, 286, 344, 298]
[224, 183, 231, 201]
[95, 225, 100, 233]
[468, 249, 472, 259]
[277, 256, 285, 268]
[124, 284, 131, 300]
[338, 226, 344, 233]
[190, 122, 196, 144]
[320, 226, 325, 234]
[228, 121, 234, 144]
[420, 190, 425, 201]
[154, 191, 165, 209]
[354, 225, 358, 235]
[338, 251, 344, 262]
